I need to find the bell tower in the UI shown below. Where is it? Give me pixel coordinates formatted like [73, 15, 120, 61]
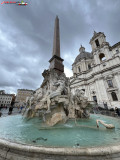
[89, 31, 111, 65]
[89, 31, 107, 51]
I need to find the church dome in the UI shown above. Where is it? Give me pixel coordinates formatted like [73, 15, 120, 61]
[74, 45, 93, 64]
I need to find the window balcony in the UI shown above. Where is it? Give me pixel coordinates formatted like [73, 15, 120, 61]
[107, 87, 118, 92]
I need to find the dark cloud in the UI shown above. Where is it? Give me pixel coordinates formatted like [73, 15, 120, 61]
[0, 0, 120, 94]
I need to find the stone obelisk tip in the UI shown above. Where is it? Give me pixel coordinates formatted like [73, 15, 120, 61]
[52, 15, 60, 57]
[49, 16, 64, 74]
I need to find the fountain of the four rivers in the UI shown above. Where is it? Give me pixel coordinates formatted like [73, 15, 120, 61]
[0, 16, 120, 160]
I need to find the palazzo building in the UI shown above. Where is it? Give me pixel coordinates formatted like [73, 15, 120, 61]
[15, 89, 34, 106]
[0, 90, 13, 107]
[70, 31, 120, 109]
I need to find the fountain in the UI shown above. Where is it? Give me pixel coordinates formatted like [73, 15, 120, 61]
[23, 16, 91, 127]
[0, 16, 120, 160]
[24, 68, 90, 126]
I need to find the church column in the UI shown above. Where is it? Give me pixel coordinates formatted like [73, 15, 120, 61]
[95, 79, 102, 105]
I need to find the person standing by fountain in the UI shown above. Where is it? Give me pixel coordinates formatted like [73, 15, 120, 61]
[115, 107, 120, 116]
[8, 106, 13, 115]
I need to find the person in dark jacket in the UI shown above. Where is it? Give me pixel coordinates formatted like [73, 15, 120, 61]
[8, 106, 13, 115]
[115, 107, 120, 116]
[0, 112, 2, 117]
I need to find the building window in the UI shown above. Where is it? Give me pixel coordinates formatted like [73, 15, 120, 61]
[111, 92, 118, 101]
[92, 91, 95, 94]
[99, 53, 106, 61]
[116, 49, 119, 54]
[95, 39, 100, 47]
[78, 66, 81, 72]
[107, 80, 113, 88]
[93, 96, 97, 103]
[88, 64, 91, 70]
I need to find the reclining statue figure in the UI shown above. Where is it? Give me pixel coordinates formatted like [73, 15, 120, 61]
[70, 89, 89, 118]
[35, 79, 66, 112]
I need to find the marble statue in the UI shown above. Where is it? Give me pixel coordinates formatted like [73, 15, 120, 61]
[34, 88, 43, 102]
[96, 120, 115, 129]
[24, 67, 91, 126]
[68, 89, 90, 119]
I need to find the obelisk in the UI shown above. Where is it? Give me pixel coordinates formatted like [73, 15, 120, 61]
[49, 16, 64, 74]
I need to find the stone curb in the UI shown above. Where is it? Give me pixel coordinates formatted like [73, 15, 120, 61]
[0, 138, 120, 156]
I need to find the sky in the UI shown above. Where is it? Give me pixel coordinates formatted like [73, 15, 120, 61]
[0, 0, 120, 94]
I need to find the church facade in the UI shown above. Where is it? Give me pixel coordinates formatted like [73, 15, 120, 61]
[70, 32, 120, 109]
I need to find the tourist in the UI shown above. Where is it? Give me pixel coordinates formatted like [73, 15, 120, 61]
[95, 104, 99, 111]
[8, 106, 13, 115]
[19, 106, 24, 113]
[0, 112, 2, 117]
[115, 107, 120, 116]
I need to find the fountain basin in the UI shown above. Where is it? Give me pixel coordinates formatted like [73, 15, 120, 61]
[1, 138, 120, 160]
[0, 114, 120, 159]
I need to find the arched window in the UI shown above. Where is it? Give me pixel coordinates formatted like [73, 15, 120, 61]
[88, 64, 91, 70]
[99, 53, 106, 61]
[107, 80, 113, 88]
[116, 49, 119, 54]
[95, 39, 100, 47]
[93, 96, 97, 103]
[111, 92, 118, 101]
[78, 66, 81, 72]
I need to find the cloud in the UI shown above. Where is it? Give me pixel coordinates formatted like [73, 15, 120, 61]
[0, 0, 120, 94]
[64, 67, 73, 78]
